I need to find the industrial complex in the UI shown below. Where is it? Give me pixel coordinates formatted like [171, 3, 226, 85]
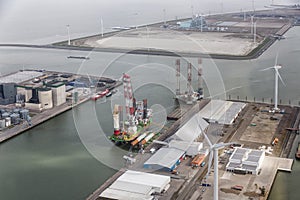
[0, 69, 120, 142]
[89, 96, 297, 200]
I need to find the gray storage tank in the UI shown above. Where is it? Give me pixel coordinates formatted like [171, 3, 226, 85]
[1, 112, 10, 119]
[0, 119, 5, 128]
[20, 109, 29, 119]
[10, 113, 20, 124]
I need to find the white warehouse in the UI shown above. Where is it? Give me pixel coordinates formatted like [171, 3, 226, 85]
[226, 147, 265, 175]
[99, 170, 171, 200]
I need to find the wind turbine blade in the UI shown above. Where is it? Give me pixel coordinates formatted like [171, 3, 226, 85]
[197, 117, 212, 147]
[206, 150, 213, 179]
[276, 70, 286, 86]
[275, 52, 279, 66]
[222, 142, 235, 146]
[260, 66, 274, 71]
[203, 132, 212, 147]
[213, 142, 235, 149]
[87, 73, 92, 84]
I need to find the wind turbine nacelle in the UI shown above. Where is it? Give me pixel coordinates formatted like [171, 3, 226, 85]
[274, 65, 282, 69]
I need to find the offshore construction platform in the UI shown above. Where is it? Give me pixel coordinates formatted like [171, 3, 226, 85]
[109, 73, 153, 145]
[175, 58, 204, 104]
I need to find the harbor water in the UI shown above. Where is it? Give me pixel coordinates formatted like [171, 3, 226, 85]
[0, 0, 299, 199]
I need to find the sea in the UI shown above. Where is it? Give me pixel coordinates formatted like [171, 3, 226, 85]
[0, 0, 299, 199]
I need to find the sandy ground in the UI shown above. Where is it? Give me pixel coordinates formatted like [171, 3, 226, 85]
[84, 28, 260, 56]
[240, 112, 283, 144]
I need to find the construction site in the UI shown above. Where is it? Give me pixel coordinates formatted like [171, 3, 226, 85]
[59, 8, 300, 59]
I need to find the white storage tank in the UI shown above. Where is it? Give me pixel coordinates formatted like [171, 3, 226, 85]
[5, 117, 11, 127]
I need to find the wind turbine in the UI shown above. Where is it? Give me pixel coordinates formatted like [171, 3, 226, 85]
[261, 53, 286, 111]
[100, 17, 104, 37]
[198, 119, 233, 200]
[66, 25, 71, 45]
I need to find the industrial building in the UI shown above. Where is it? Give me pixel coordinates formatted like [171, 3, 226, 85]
[143, 147, 185, 171]
[143, 110, 209, 171]
[46, 81, 66, 106]
[170, 112, 209, 142]
[168, 140, 203, 157]
[0, 83, 17, 105]
[226, 147, 265, 175]
[38, 88, 53, 109]
[198, 100, 246, 125]
[99, 170, 170, 200]
[179, 15, 207, 30]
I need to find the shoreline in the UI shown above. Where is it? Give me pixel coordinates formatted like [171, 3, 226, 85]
[0, 37, 277, 60]
[0, 9, 294, 60]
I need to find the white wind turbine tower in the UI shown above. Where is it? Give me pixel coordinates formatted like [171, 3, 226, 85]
[66, 25, 71, 45]
[261, 53, 286, 111]
[198, 122, 233, 200]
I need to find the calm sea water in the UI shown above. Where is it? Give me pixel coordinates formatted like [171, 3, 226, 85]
[0, 0, 299, 200]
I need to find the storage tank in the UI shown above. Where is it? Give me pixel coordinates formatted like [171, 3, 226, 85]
[13, 108, 21, 113]
[20, 109, 29, 119]
[38, 88, 53, 109]
[2, 112, 10, 119]
[10, 113, 20, 124]
[0, 119, 5, 128]
[5, 117, 11, 127]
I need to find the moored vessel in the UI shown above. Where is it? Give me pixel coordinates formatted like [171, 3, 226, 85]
[109, 73, 152, 144]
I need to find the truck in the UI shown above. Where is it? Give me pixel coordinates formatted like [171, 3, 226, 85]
[272, 137, 279, 146]
[191, 154, 205, 167]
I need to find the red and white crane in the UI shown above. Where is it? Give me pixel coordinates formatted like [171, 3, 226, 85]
[122, 73, 137, 134]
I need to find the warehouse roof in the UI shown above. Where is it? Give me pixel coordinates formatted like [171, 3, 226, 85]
[144, 147, 185, 169]
[171, 113, 209, 142]
[227, 162, 241, 168]
[248, 150, 264, 157]
[118, 170, 170, 190]
[168, 140, 203, 152]
[110, 181, 153, 195]
[245, 156, 261, 163]
[99, 170, 170, 200]
[235, 148, 248, 155]
[198, 100, 246, 125]
[99, 188, 153, 200]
